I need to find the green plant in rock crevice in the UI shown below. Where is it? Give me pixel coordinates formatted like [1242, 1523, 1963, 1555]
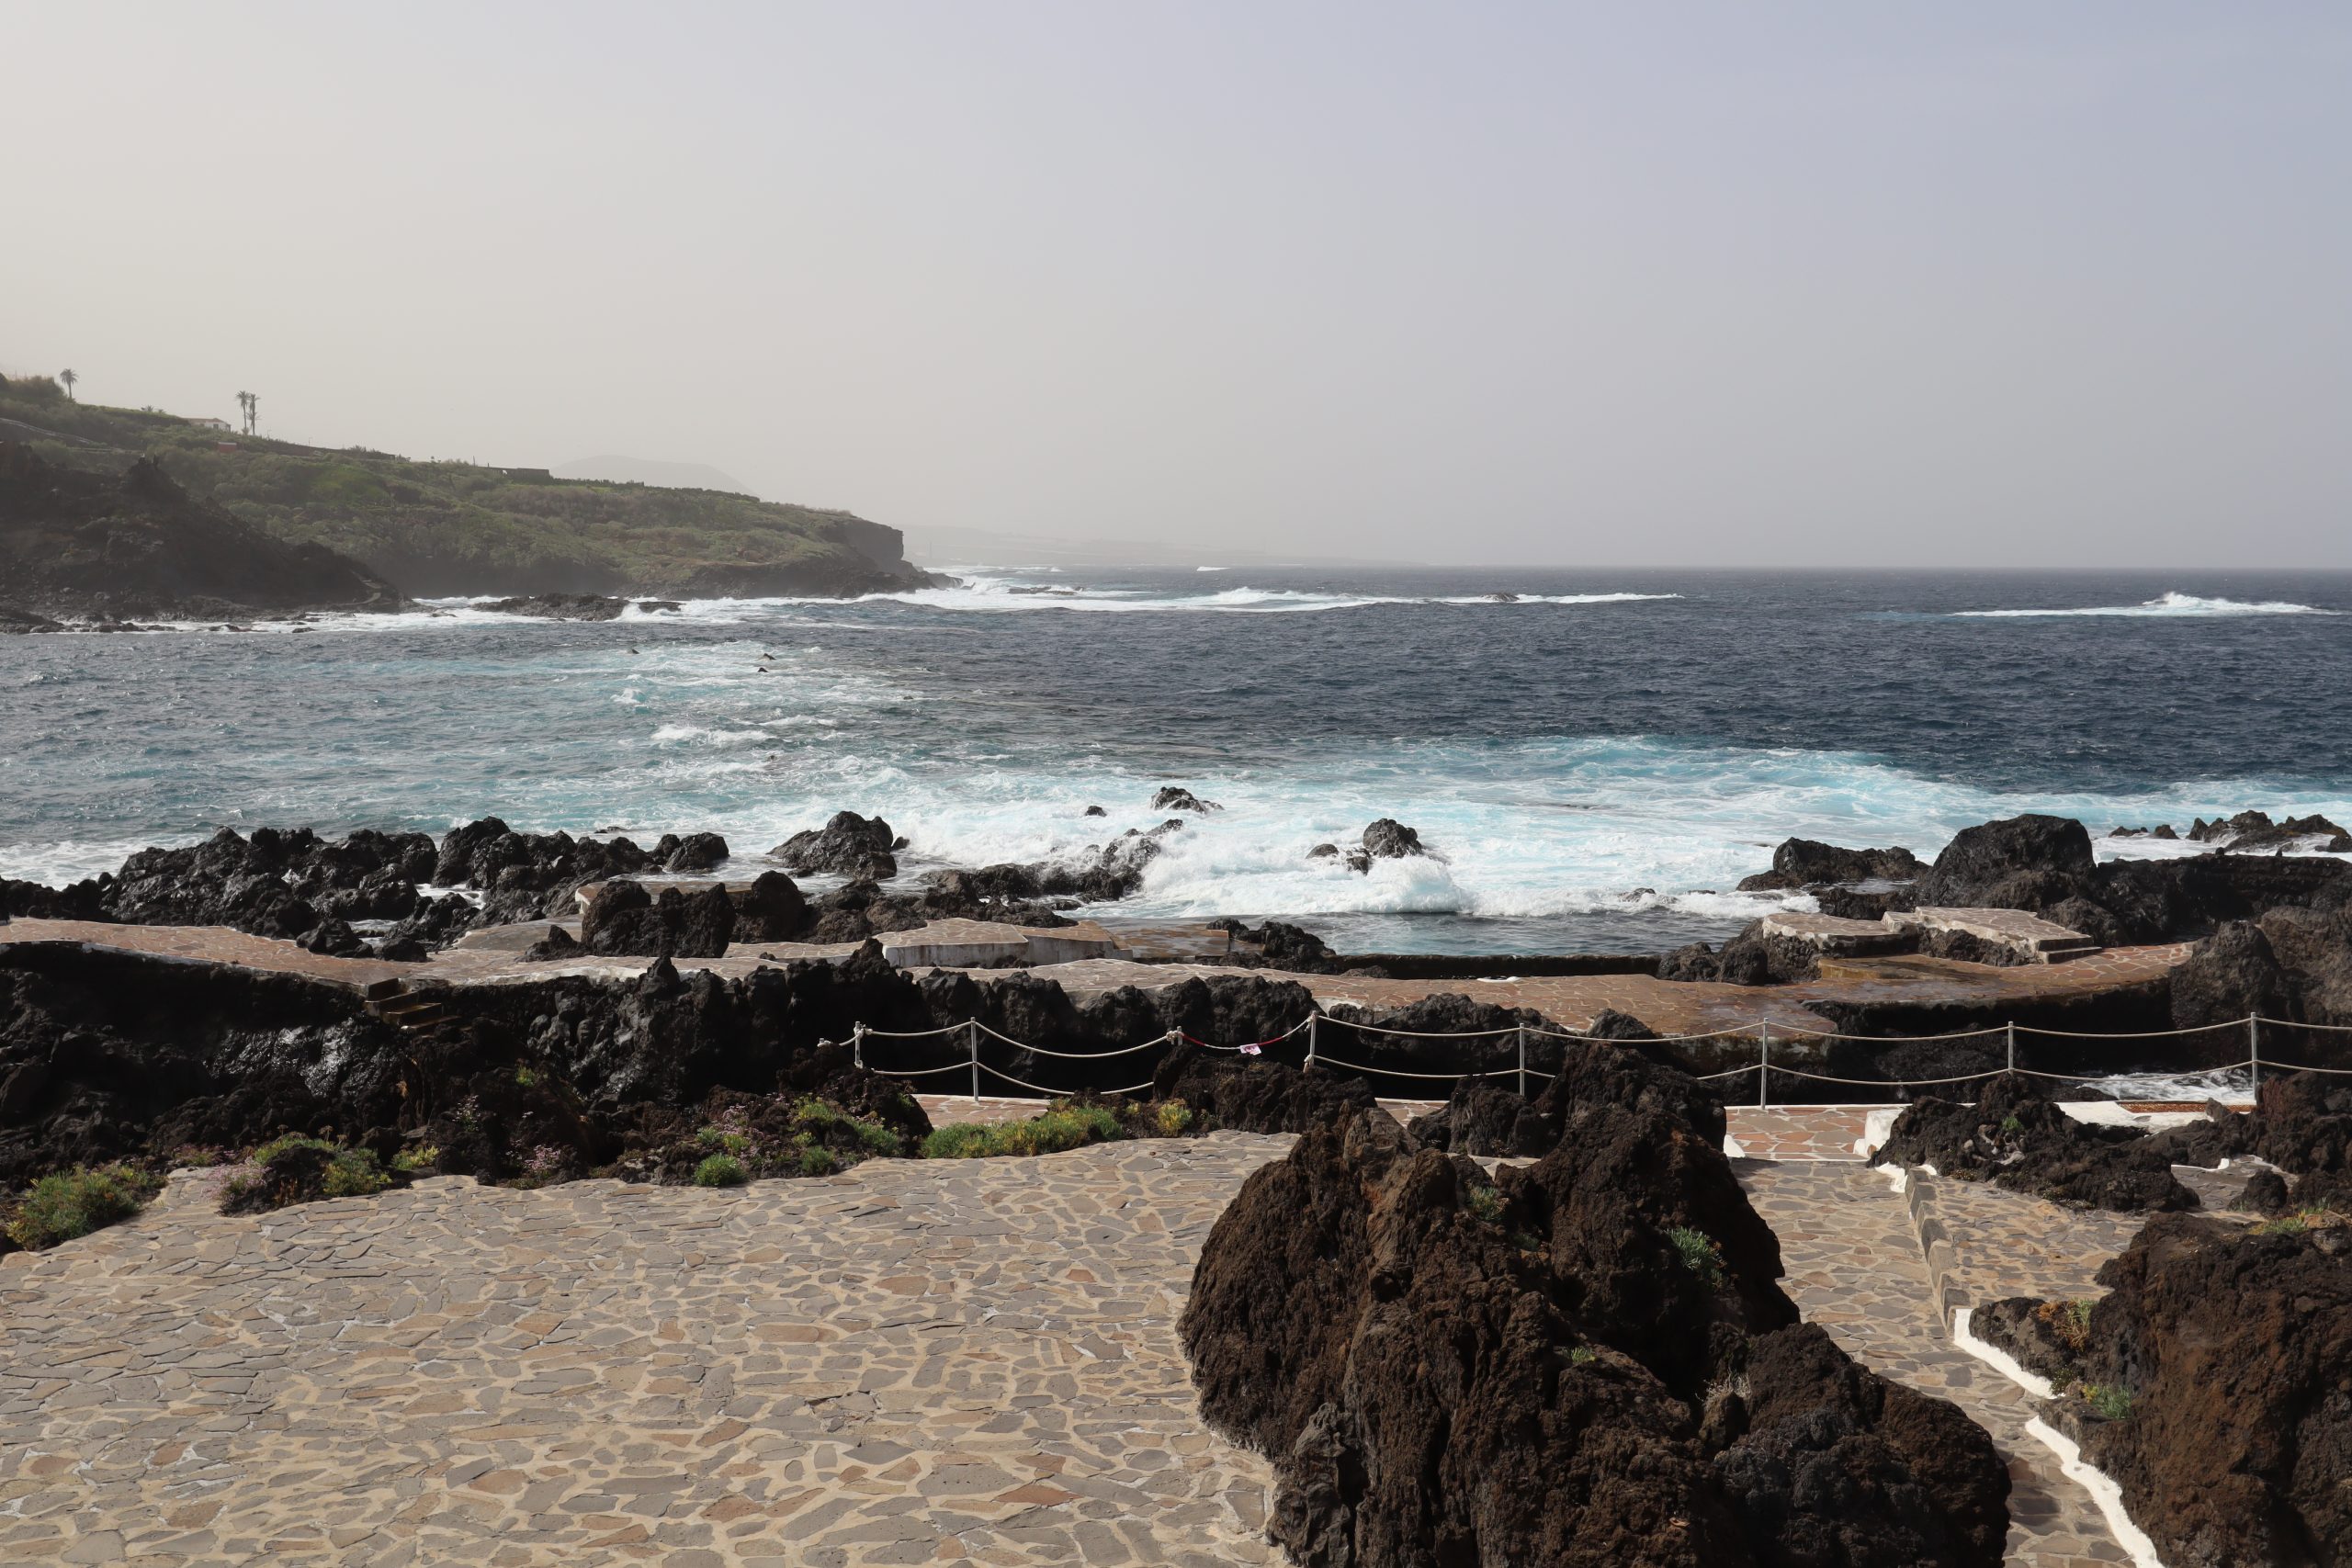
[1668, 1225, 1726, 1292]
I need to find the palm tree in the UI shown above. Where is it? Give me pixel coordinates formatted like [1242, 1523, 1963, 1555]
[236, 390, 257, 436]
[59, 369, 76, 401]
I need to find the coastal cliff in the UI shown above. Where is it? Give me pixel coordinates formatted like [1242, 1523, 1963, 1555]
[0, 377, 934, 600]
[0, 444, 400, 621]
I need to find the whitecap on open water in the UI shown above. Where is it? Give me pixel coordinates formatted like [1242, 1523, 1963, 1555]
[5, 568, 2349, 954]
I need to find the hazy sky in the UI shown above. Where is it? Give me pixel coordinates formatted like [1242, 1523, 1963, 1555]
[6, 4, 2347, 566]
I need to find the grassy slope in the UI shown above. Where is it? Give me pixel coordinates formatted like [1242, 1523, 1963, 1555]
[0, 382, 916, 597]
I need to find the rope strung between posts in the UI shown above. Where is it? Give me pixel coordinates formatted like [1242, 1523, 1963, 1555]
[844, 1007, 2352, 1099]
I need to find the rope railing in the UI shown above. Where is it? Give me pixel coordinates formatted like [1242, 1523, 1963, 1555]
[844, 1010, 2343, 1107]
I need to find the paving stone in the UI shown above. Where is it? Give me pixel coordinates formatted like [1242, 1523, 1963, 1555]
[0, 1136, 1292, 1567]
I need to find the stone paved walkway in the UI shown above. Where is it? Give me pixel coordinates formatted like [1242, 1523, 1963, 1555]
[0, 1136, 1293, 1567]
[2, 1109, 2159, 1568]
[1740, 1162, 2131, 1567]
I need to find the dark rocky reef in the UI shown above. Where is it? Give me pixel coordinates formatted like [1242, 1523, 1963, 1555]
[1151, 787, 1220, 814]
[1659, 921, 1821, 987]
[1871, 1075, 2199, 1212]
[1336, 817, 1429, 874]
[578, 880, 738, 958]
[472, 593, 681, 620]
[2188, 808, 2351, 852]
[0, 938, 944, 1201]
[772, 811, 900, 880]
[0, 444, 400, 619]
[1917, 813, 2351, 949]
[1736, 837, 1927, 894]
[1182, 1074, 2009, 1565]
[2171, 907, 2352, 1031]
[1212, 919, 1348, 976]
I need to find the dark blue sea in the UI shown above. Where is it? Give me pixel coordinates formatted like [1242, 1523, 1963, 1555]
[6, 569, 2349, 953]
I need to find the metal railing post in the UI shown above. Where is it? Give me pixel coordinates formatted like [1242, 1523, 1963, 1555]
[852, 1021, 866, 1071]
[969, 1020, 981, 1104]
[2249, 1014, 2261, 1095]
[1758, 1023, 1770, 1110]
[1516, 1023, 1527, 1100]
[1306, 1014, 1318, 1069]
[2005, 1021, 2015, 1075]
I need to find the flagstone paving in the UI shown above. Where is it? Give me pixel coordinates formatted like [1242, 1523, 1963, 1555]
[2, 1114, 2155, 1567]
[1739, 1161, 2133, 1567]
[0, 1135, 1295, 1568]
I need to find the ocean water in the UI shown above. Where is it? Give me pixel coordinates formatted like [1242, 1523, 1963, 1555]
[5, 569, 2349, 955]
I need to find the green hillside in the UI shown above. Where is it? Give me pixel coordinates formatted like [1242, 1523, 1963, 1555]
[0, 375, 924, 598]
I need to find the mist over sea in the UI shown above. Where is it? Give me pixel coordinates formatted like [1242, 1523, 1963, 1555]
[6, 568, 2349, 955]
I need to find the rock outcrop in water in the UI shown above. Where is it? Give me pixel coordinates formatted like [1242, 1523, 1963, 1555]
[1736, 837, 1928, 894]
[1182, 1070, 2010, 1566]
[0, 444, 401, 619]
[471, 593, 681, 620]
[1150, 786, 1220, 814]
[772, 811, 900, 880]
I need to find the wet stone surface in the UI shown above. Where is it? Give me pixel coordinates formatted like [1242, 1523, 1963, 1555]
[0, 1137, 1292, 1567]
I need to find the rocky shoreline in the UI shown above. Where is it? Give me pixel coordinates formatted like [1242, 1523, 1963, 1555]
[8, 801, 2352, 1563]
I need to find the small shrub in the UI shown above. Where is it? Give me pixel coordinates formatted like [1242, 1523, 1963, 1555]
[920, 1102, 1125, 1159]
[2082, 1382, 2133, 1420]
[696, 1126, 752, 1156]
[391, 1145, 440, 1175]
[514, 1066, 537, 1088]
[172, 1146, 225, 1168]
[5, 1165, 160, 1250]
[1998, 1114, 2024, 1135]
[1464, 1186, 1505, 1225]
[694, 1154, 748, 1188]
[321, 1148, 392, 1199]
[1568, 1345, 1598, 1366]
[1668, 1225, 1726, 1291]
[1152, 1099, 1194, 1136]
[799, 1146, 839, 1178]
[921, 1124, 997, 1159]
[2255, 1207, 2335, 1236]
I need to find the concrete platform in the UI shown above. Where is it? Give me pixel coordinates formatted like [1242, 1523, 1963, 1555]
[1758, 910, 1915, 956]
[1889, 907, 2102, 963]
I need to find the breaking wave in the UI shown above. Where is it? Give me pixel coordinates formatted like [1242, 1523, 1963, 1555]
[1951, 592, 2335, 619]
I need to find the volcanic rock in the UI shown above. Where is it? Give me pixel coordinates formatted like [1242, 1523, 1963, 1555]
[1214, 919, 1346, 975]
[772, 811, 899, 879]
[1148, 1043, 1374, 1134]
[1657, 922, 1820, 987]
[1150, 786, 1220, 814]
[2062, 1213, 2352, 1567]
[1917, 814, 2097, 911]
[1406, 1076, 1557, 1156]
[0, 875, 112, 921]
[1736, 837, 1928, 893]
[2171, 920, 2294, 1029]
[1872, 1075, 2198, 1211]
[1182, 1096, 2008, 1566]
[655, 830, 729, 873]
[578, 880, 736, 958]
[469, 593, 677, 620]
